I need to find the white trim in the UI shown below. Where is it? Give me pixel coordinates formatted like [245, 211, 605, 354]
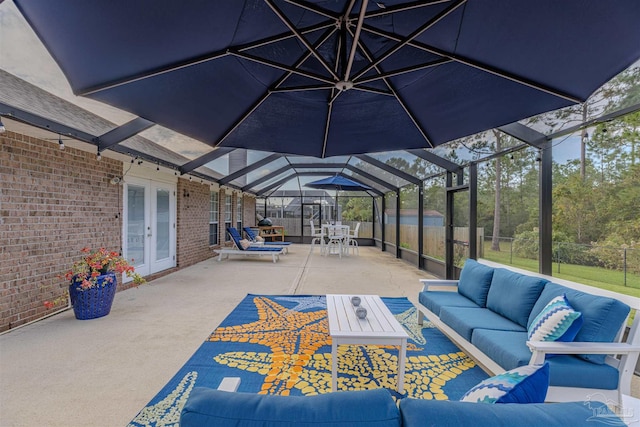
[126, 165, 178, 185]
[122, 176, 177, 277]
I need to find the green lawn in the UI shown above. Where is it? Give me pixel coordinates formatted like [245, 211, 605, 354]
[482, 241, 640, 299]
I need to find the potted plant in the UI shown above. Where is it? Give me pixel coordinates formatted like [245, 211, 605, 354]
[64, 247, 145, 320]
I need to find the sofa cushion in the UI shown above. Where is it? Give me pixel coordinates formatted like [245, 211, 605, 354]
[527, 294, 583, 342]
[180, 387, 401, 427]
[399, 399, 625, 427]
[486, 269, 547, 327]
[440, 307, 525, 342]
[418, 290, 479, 316]
[460, 363, 549, 404]
[546, 354, 620, 390]
[471, 329, 531, 371]
[457, 259, 495, 307]
[528, 282, 630, 364]
[471, 329, 620, 390]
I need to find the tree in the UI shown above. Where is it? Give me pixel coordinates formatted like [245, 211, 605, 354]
[533, 65, 640, 181]
[342, 196, 372, 222]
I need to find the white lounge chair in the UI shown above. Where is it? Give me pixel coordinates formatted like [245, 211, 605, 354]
[217, 227, 284, 263]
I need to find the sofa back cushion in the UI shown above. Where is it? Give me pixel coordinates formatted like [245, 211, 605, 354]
[528, 283, 630, 364]
[458, 259, 495, 307]
[180, 387, 401, 427]
[486, 269, 548, 327]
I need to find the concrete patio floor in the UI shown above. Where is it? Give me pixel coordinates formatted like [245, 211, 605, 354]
[1, 245, 639, 426]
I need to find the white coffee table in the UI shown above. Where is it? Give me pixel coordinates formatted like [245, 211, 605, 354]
[326, 294, 409, 392]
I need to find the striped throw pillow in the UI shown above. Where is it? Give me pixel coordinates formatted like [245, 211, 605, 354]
[528, 295, 583, 342]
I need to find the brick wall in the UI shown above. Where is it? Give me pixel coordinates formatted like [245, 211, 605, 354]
[243, 195, 256, 227]
[176, 178, 216, 268]
[0, 132, 124, 331]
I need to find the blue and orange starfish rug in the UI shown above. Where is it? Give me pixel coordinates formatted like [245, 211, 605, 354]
[128, 294, 488, 426]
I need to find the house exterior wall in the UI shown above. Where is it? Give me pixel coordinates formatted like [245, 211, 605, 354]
[0, 131, 252, 332]
[0, 131, 124, 331]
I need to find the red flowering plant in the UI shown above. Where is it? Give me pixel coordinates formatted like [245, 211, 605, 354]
[65, 247, 146, 289]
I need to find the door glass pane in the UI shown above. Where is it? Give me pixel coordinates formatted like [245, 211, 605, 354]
[156, 188, 170, 260]
[127, 185, 145, 267]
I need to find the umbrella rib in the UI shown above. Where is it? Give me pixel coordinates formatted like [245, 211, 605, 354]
[235, 21, 335, 52]
[361, 25, 584, 104]
[76, 21, 333, 97]
[352, 86, 394, 96]
[352, 0, 467, 82]
[204, 26, 338, 155]
[264, 0, 339, 81]
[271, 85, 334, 93]
[283, 0, 340, 19]
[232, 23, 338, 88]
[363, 0, 451, 19]
[355, 58, 451, 85]
[230, 51, 335, 85]
[78, 50, 227, 96]
[351, 30, 436, 148]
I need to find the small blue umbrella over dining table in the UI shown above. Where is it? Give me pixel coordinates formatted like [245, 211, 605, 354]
[307, 175, 373, 220]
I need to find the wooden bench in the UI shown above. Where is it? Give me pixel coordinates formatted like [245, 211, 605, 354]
[258, 226, 285, 241]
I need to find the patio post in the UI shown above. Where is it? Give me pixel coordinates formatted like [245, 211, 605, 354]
[539, 140, 553, 275]
[445, 172, 454, 279]
[418, 182, 424, 270]
[469, 163, 478, 260]
[381, 195, 386, 252]
[396, 189, 401, 259]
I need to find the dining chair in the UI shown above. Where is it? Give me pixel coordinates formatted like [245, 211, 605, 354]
[348, 222, 360, 255]
[325, 225, 346, 258]
[309, 220, 324, 252]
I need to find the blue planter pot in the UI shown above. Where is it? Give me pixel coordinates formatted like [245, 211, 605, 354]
[69, 272, 118, 320]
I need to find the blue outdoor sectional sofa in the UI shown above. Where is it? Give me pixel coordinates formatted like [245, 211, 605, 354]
[417, 259, 640, 405]
[180, 387, 625, 426]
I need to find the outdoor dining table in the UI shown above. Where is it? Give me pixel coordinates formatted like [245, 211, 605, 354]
[321, 224, 350, 258]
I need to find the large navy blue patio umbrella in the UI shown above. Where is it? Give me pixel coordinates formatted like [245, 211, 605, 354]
[307, 175, 373, 221]
[13, 1, 640, 158]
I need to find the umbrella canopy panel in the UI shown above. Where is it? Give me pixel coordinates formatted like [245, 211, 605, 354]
[14, 1, 640, 158]
[306, 175, 374, 193]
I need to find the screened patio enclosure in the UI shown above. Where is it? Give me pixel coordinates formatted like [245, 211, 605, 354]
[2, 0, 640, 281]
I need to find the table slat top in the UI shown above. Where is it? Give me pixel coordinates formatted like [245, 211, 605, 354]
[326, 294, 408, 339]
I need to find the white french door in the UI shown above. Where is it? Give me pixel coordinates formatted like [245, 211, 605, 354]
[123, 177, 176, 278]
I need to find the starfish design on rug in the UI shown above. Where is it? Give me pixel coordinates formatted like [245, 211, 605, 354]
[214, 345, 476, 400]
[394, 307, 434, 345]
[275, 296, 326, 314]
[127, 371, 197, 427]
[209, 296, 330, 395]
